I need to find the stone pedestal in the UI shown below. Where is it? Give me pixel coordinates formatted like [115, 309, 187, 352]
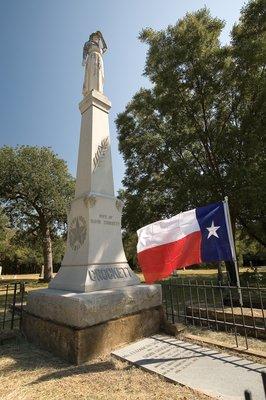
[22, 285, 162, 364]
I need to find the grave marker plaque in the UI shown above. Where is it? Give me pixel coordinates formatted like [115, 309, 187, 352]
[112, 335, 266, 400]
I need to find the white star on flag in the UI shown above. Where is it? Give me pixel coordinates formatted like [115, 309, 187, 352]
[207, 221, 220, 239]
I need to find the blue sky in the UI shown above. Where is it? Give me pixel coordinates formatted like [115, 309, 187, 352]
[0, 0, 247, 193]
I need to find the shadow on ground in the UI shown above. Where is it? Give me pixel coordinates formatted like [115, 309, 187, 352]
[0, 335, 128, 385]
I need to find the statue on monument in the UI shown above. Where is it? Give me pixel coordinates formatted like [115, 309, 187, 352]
[82, 31, 107, 96]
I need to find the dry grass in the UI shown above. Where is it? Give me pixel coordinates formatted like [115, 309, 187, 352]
[0, 272, 264, 399]
[182, 326, 266, 364]
[1, 267, 264, 284]
[0, 274, 41, 281]
[0, 338, 212, 400]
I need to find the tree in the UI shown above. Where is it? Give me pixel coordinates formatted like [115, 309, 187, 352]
[2, 231, 43, 275]
[230, 0, 266, 246]
[0, 146, 75, 282]
[116, 1, 265, 282]
[0, 207, 9, 256]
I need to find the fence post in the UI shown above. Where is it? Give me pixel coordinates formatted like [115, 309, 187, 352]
[247, 282, 257, 339]
[2, 284, 9, 330]
[188, 280, 195, 326]
[195, 280, 202, 327]
[211, 282, 219, 331]
[203, 280, 210, 329]
[257, 282, 266, 331]
[169, 278, 175, 324]
[10, 283, 17, 329]
[19, 283, 25, 330]
[228, 281, 239, 347]
[181, 279, 188, 325]
[218, 282, 228, 332]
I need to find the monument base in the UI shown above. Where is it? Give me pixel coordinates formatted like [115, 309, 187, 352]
[22, 284, 162, 364]
[22, 306, 162, 364]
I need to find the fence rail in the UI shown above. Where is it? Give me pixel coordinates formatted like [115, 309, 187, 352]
[0, 282, 26, 339]
[162, 279, 266, 349]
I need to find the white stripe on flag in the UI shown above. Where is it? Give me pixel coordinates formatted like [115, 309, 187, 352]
[137, 209, 200, 253]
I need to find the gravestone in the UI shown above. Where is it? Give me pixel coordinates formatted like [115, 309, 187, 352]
[112, 334, 266, 400]
[22, 32, 162, 364]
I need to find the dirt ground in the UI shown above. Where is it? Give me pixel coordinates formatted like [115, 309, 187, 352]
[0, 338, 211, 400]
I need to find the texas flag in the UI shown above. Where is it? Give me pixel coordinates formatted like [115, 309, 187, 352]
[137, 202, 234, 283]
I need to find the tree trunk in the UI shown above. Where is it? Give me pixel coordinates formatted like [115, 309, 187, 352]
[42, 225, 53, 283]
[225, 261, 237, 286]
[217, 262, 223, 285]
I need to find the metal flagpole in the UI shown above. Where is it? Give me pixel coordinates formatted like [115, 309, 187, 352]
[223, 196, 243, 306]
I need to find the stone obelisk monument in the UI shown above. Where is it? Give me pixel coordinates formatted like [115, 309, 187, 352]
[22, 32, 162, 364]
[49, 31, 139, 292]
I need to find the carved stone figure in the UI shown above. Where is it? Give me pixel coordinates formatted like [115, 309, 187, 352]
[82, 31, 107, 96]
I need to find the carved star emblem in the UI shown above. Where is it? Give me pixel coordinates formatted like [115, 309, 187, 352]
[69, 216, 87, 251]
[206, 221, 220, 239]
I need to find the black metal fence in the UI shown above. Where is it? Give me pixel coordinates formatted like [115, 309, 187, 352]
[162, 279, 266, 348]
[0, 282, 26, 339]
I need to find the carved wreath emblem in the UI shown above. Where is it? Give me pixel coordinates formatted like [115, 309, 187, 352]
[83, 194, 97, 208]
[93, 137, 109, 170]
[69, 216, 87, 251]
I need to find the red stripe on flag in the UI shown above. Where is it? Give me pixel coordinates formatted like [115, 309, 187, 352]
[138, 231, 202, 283]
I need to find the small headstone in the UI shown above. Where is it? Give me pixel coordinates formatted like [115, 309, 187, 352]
[112, 334, 266, 400]
[0, 266, 2, 275]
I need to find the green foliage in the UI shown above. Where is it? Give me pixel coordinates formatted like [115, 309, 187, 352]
[0, 207, 9, 254]
[0, 146, 75, 279]
[52, 235, 66, 265]
[117, 1, 266, 254]
[3, 231, 43, 271]
[0, 146, 74, 232]
[240, 268, 264, 285]
[236, 228, 266, 267]
[0, 222, 66, 274]
[122, 230, 139, 270]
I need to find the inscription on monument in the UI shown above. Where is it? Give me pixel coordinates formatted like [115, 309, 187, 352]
[90, 213, 119, 226]
[88, 266, 134, 282]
